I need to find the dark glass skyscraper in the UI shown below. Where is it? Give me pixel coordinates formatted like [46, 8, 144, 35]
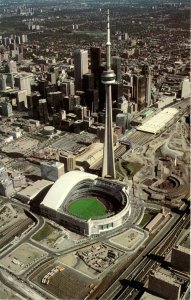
[90, 47, 102, 89]
[112, 56, 122, 82]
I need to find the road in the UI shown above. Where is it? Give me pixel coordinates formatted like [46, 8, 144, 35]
[91, 212, 179, 299]
[0, 269, 45, 300]
[99, 213, 189, 300]
[0, 200, 45, 259]
[0, 100, 189, 299]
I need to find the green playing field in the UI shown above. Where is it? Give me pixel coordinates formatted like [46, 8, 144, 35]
[67, 197, 107, 220]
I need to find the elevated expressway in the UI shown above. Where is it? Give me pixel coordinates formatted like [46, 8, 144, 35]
[96, 212, 190, 300]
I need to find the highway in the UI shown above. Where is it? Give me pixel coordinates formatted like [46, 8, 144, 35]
[90, 213, 179, 299]
[0, 269, 46, 300]
[117, 214, 190, 300]
[99, 213, 190, 300]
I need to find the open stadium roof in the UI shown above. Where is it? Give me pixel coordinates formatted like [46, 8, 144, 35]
[41, 171, 98, 211]
[137, 107, 179, 134]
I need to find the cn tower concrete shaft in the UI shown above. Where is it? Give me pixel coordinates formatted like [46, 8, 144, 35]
[102, 84, 116, 178]
[101, 9, 116, 179]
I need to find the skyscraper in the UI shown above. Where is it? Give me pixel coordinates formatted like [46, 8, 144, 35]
[132, 64, 152, 110]
[142, 64, 152, 107]
[85, 89, 99, 112]
[0, 74, 7, 91]
[38, 99, 49, 123]
[9, 60, 17, 73]
[101, 10, 116, 179]
[98, 65, 106, 110]
[112, 56, 122, 82]
[116, 113, 128, 133]
[74, 49, 88, 91]
[90, 47, 102, 89]
[83, 73, 94, 92]
[132, 74, 146, 111]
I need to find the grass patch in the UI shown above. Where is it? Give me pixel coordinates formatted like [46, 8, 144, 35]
[121, 161, 143, 177]
[68, 197, 107, 220]
[115, 162, 124, 176]
[139, 213, 153, 227]
[32, 223, 55, 242]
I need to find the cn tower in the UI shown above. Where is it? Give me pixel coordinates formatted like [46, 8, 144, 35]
[101, 9, 116, 179]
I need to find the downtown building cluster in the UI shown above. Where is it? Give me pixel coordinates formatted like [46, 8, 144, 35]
[0, 7, 190, 178]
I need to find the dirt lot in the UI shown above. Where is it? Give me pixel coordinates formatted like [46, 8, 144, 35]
[32, 263, 97, 300]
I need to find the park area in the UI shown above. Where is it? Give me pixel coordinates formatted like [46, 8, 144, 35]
[139, 213, 155, 228]
[121, 161, 143, 177]
[32, 222, 62, 242]
[67, 197, 107, 220]
[32, 222, 84, 251]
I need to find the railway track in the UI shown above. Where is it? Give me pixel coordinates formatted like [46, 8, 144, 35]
[115, 215, 190, 300]
[91, 144, 126, 171]
[100, 213, 189, 300]
[0, 218, 33, 249]
[91, 101, 190, 172]
[0, 219, 26, 237]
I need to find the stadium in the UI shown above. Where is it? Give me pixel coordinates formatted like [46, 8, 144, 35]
[40, 171, 131, 236]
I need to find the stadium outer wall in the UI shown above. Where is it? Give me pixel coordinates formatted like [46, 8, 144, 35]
[41, 186, 131, 236]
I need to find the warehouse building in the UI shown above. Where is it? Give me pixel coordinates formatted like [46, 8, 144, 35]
[137, 107, 179, 134]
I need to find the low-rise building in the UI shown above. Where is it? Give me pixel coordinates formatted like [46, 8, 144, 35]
[16, 179, 53, 203]
[40, 161, 65, 182]
[171, 245, 190, 273]
[10, 127, 22, 139]
[148, 270, 181, 300]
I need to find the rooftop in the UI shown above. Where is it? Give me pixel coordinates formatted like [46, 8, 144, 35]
[137, 107, 179, 134]
[76, 142, 103, 165]
[41, 171, 97, 211]
[16, 179, 53, 201]
[151, 268, 182, 287]
[178, 229, 190, 249]
[141, 291, 164, 300]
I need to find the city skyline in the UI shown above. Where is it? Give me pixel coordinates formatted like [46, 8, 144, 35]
[0, 1, 190, 300]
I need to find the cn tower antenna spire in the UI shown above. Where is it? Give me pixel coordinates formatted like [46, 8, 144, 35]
[106, 9, 111, 70]
[101, 9, 116, 179]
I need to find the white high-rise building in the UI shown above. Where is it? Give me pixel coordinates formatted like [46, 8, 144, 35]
[74, 49, 88, 91]
[9, 60, 17, 73]
[14, 74, 33, 95]
[116, 113, 128, 133]
[21, 34, 28, 43]
[0, 163, 14, 197]
[181, 78, 190, 99]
